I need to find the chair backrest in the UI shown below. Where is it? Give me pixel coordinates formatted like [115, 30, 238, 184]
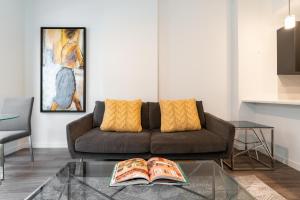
[0, 97, 34, 131]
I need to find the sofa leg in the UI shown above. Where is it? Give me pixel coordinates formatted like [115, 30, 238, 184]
[78, 158, 84, 176]
[220, 159, 224, 169]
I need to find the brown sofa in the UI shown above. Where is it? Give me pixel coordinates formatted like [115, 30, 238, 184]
[66, 101, 235, 160]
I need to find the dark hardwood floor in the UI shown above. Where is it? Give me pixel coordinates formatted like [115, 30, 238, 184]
[0, 148, 73, 200]
[225, 150, 300, 200]
[0, 148, 299, 200]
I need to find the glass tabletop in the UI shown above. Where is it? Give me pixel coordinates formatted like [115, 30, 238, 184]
[0, 114, 19, 121]
[228, 121, 273, 129]
[25, 161, 254, 200]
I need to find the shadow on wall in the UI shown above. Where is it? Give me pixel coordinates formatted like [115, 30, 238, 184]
[0, 99, 3, 110]
[238, 102, 257, 121]
[253, 104, 300, 164]
[274, 143, 289, 163]
[254, 103, 300, 120]
[278, 75, 300, 100]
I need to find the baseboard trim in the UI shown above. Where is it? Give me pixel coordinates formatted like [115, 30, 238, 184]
[274, 154, 300, 171]
[4, 140, 66, 155]
[33, 143, 67, 148]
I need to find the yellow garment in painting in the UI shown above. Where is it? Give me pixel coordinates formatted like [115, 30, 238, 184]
[160, 99, 201, 132]
[100, 99, 143, 132]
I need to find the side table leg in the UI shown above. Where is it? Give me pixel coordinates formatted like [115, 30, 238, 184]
[220, 159, 224, 169]
[245, 129, 248, 151]
[271, 128, 274, 168]
[231, 150, 234, 170]
[255, 149, 259, 160]
[246, 129, 253, 160]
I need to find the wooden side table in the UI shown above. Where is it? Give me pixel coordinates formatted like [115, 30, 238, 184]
[224, 121, 274, 170]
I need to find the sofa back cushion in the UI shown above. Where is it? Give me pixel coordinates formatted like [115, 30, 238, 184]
[100, 99, 143, 132]
[149, 101, 206, 129]
[159, 99, 201, 132]
[93, 100, 205, 129]
[93, 101, 105, 128]
[196, 101, 206, 127]
[93, 101, 149, 129]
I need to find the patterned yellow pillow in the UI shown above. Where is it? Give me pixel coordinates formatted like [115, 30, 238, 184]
[160, 99, 201, 132]
[100, 99, 142, 132]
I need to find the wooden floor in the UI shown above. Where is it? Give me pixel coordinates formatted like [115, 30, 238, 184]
[0, 148, 299, 200]
[226, 150, 300, 200]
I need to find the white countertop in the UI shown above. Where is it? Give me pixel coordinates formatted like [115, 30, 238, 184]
[242, 99, 300, 106]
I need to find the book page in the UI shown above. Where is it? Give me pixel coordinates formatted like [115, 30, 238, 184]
[147, 157, 186, 183]
[112, 158, 149, 184]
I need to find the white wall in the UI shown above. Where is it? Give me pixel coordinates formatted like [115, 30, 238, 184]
[237, 0, 300, 170]
[5, 0, 300, 172]
[158, 0, 232, 119]
[4, 0, 250, 149]
[0, 0, 25, 97]
[24, 0, 158, 147]
[0, 0, 27, 155]
[23, 0, 233, 148]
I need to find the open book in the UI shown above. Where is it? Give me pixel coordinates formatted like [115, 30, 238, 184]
[110, 157, 188, 187]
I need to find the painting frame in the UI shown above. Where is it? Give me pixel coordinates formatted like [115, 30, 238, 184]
[40, 27, 86, 113]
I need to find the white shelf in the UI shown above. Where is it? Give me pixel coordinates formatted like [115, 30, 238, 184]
[242, 99, 300, 106]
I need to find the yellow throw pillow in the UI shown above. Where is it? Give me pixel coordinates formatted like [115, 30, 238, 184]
[100, 99, 142, 132]
[160, 99, 201, 133]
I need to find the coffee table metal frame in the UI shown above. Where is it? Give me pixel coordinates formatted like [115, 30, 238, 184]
[25, 160, 255, 200]
[224, 121, 274, 170]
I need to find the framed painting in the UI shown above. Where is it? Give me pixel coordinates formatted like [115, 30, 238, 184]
[41, 27, 86, 112]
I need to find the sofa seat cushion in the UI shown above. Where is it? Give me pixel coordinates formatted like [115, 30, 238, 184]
[150, 129, 226, 154]
[75, 128, 151, 153]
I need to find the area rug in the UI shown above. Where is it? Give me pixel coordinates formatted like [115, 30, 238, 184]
[235, 175, 286, 200]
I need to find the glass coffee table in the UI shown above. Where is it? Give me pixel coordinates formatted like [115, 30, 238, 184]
[25, 161, 254, 200]
[0, 114, 19, 121]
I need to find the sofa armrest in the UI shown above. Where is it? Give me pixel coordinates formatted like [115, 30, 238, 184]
[66, 113, 93, 158]
[204, 112, 235, 158]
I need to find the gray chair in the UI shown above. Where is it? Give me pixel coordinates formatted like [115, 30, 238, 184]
[0, 97, 34, 180]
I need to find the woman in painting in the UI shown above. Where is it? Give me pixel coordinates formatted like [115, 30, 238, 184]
[50, 29, 84, 111]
